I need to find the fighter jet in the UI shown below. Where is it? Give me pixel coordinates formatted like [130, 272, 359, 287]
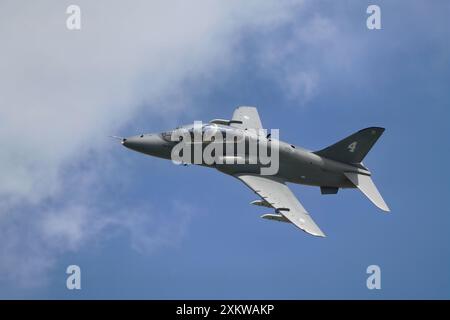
[118, 106, 389, 237]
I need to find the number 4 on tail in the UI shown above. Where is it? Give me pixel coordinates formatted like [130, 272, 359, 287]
[348, 141, 357, 153]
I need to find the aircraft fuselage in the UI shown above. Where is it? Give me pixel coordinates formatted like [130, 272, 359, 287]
[122, 124, 369, 190]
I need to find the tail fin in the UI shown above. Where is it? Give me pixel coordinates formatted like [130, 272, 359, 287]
[314, 127, 385, 164]
[344, 172, 390, 212]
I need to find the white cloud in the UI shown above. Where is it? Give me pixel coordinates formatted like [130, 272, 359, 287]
[39, 205, 99, 251]
[0, 200, 195, 288]
[120, 201, 195, 254]
[0, 0, 303, 205]
[0, 0, 305, 288]
[2, 0, 431, 291]
[285, 71, 319, 102]
[254, 13, 358, 104]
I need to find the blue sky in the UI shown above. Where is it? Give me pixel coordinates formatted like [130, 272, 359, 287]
[0, 1, 449, 299]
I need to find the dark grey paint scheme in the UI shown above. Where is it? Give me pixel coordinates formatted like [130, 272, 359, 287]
[121, 126, 372, 189]
[118, 106, 389, 236]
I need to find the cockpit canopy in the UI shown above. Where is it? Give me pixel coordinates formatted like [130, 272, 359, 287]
[160, 123, 242, 143]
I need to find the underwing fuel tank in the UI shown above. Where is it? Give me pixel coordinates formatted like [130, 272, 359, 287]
[261, 213, 290, 223]
[250, 199, 271, 208]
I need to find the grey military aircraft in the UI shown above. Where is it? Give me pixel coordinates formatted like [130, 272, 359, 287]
[117, 106, 389, 237]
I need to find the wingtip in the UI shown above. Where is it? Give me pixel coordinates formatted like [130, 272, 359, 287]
[305, 228, 326, 238]
[311, 233, 326, 238]
[377, 201, 390, 212]
[374, 202, 390, 213]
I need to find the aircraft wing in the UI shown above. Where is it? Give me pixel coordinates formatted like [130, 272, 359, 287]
[234, 174, 326, 237]
[230, 106, 263, 132]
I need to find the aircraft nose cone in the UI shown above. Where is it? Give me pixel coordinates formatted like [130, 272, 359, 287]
[121, 136, 139, 149]
[121, 134, 165, 156]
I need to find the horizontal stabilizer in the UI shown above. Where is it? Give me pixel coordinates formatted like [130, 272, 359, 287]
[344, 172, 390, 212]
